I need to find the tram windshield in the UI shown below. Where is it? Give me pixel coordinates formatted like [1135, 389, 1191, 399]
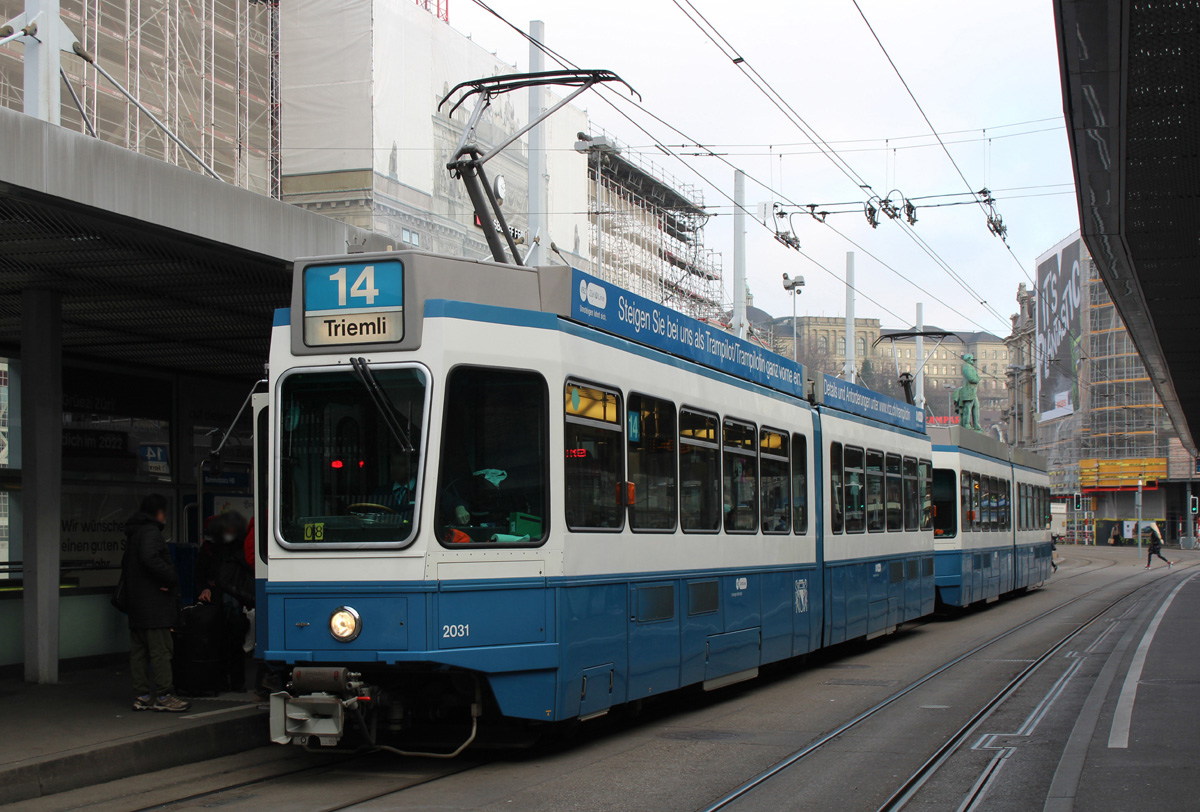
[278, 365, 427, 546]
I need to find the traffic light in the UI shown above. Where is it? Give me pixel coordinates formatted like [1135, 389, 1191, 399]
[1190, 495, 1198, 514]
[1072, 492, 1082, 512]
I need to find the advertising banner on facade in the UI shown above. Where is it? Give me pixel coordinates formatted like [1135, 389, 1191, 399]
[1036, 237, 1083, 421]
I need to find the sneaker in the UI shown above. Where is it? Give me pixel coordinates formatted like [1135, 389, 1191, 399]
[132, 694, 154, 711]
[154, 694, 191, 713]
[1168, 561, 1173, 568]
[1145, 565, 1151, 569]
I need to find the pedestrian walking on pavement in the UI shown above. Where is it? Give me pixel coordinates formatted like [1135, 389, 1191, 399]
[124, 494, 191, 712]
[1145, 524, 1173, 569]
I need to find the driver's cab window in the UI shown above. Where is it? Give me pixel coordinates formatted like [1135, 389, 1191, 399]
[278, 364, 427, 547]
[436, 366, 548, 546]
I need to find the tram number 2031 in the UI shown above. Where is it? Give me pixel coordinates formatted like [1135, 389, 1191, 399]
[442, 624, 470, 639]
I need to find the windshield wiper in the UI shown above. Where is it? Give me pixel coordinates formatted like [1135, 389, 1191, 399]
[349, 357, 414, 454]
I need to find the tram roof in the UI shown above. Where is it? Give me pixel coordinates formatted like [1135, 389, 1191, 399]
[289, 251, 925, 433]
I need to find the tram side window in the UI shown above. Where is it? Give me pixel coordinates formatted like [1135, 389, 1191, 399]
[1020, 484, 1028, 530]
[972, 472, 982, 532]
[1042, 486, 1051, 530]
[830, 442, 844, 534]
[920, 459, 933, 530]
[903, 457, 919, 531]
[563, 381, 623, 531]
[886, 453, 903, 531]
[844, 446, 865, 533]
[985, 476, 996, 531]
[760, 428, 790, 534]
[680, 409, 721, 532]
[627, 394, 677, 531]
[723, 419, 758, 533]
[866, 450, 885, 532]
[960, 471, 972, 532]
[792, 433, 809, 535]
[932, 468, 957, 537]
[436, 367, 548, 546]
[1002, 480, 1011, 530]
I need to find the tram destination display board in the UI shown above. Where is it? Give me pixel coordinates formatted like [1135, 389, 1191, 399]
[302, 259, 405, 347]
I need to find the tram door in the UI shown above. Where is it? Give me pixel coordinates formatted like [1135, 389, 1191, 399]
[627, 582, 681, 699]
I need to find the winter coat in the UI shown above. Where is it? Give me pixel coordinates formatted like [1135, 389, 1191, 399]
[123, 512, 180, 629]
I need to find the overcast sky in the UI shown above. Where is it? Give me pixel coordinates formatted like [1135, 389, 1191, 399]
[452, 0, 1078, 336]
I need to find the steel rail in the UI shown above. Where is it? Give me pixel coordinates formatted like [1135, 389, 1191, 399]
[873, 574, 1173, 811]
[698, 565, 1137, 812]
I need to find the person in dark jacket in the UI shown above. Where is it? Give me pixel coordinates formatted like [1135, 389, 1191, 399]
[125, 494, 190, 712]
[196, 511, 253, 691]
[1145, 524, 1173, 569]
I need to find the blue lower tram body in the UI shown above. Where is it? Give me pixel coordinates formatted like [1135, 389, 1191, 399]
[934, 542, 1053, 607]
[265, 555, 935, 724]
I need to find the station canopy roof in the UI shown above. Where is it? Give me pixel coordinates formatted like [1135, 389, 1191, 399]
[0, 186, 289, 380]
[0, 106, 387, 381]
[1056, 0, 1200, 454]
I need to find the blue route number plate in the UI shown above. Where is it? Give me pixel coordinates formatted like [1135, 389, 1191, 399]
[302, 260, 404, 346]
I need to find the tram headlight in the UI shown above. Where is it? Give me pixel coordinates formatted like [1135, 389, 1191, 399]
[329, 606, 362, 642]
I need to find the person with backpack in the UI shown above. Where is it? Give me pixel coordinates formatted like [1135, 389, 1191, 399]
[123, 494, 190, 712]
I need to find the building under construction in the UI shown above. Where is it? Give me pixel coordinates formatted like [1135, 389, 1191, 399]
[583, 127, 724, 322]
[1023, 233, 1188, 544]
[1, 0, 279, 194]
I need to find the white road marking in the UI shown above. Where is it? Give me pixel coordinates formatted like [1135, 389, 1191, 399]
[1108, 572, 1199, 748]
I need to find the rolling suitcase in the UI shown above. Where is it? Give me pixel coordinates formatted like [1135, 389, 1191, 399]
[172, 602, 223, 697]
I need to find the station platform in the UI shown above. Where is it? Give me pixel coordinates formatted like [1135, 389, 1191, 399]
[0, 659, 266, 806]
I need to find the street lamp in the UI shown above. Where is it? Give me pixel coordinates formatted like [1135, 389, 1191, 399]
[782, 273, 805, 364]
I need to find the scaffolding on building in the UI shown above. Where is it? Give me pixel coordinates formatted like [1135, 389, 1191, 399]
[0, 0, 279, 195]
[585, 126, 724, 322]
[1085, 254, 1171, 459]
[1035, 252, 1175, 496]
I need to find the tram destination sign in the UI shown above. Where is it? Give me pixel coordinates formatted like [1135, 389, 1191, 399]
[569, 269, 806, 399]
[302, 260, 404, 347]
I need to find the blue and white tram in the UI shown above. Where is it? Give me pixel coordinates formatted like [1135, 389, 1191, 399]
[929, 427, 1052, 607]
[263, 250, 933, 751]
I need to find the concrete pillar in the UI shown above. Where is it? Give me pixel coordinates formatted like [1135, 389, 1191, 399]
[22, 289, 62, 683]
[22, 0, 64, 125]
[526, 20, 547, 266]
[732, 170, 747, 339]
[844, 252, 856, 382]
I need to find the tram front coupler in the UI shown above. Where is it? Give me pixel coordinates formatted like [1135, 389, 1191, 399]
[270, 666, 375, 747]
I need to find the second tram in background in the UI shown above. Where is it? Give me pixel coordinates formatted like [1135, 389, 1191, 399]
[929, 427, 1053, 607]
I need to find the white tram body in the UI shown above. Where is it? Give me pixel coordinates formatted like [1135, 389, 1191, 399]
[929, 427, 1052, 607]
[259, 251, 994, 750]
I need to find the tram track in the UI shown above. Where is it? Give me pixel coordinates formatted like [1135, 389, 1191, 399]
[113, 749, 485, 812]
[696, 562, 1169, 812]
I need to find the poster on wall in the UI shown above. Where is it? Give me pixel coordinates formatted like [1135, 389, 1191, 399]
[59, 485, 164, 588]
[1036, 237, 1083, 421]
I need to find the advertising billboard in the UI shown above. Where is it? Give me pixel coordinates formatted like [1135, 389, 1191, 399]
[1036, 237, 1083, 421]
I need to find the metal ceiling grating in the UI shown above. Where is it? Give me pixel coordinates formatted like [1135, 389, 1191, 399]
[0, 187, 290, 379]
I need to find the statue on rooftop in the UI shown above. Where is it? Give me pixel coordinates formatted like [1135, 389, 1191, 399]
[952, 353, 982, 431]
